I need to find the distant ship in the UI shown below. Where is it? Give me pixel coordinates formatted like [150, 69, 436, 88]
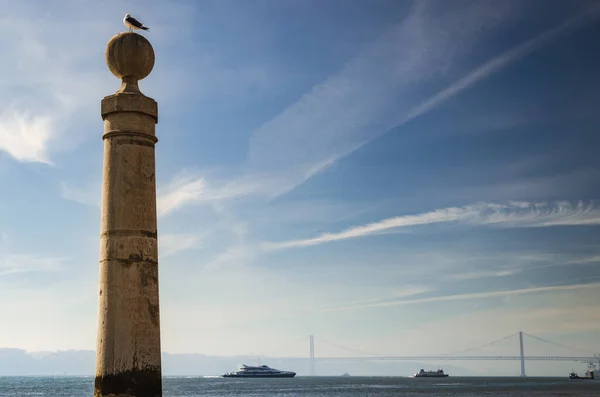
[569, 370, 594, 380]
[222, 364, 296, 378]
[341, 372, 351, 377]
[413, 369, 449, 378]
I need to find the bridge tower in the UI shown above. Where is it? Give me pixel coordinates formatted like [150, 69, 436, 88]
[519, 331, 526, 377]
[309, 335, 315, 376]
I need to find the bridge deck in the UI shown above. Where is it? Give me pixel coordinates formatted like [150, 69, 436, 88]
[312, 356, 596, 362]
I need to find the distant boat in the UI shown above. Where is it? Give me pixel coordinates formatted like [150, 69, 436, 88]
[223, 364, 296, 378]
[569, 370, 594, 380]
[412, 369, 449, 378]
[341, 372, 350, 377]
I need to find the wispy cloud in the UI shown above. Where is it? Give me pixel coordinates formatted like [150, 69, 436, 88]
[156, 171, 266, 217]
[264, 201, 600, 250]
[399, 1, 600, 125]
[159, 233, 203, 258]
[240, 1, 600, 199]
[0, 255, 65, 277]
[206, 244, 256, 270]
[246, 1, 517, 188]
[0, 233, 66, 277]
[157, 173, 207, 217]
[204, 213, 255, 270]
[328, 285, 433, 309]
[446, 251, 600, 280]
[448, 269, 520, 281]
[59, 181, 101, 207]
[156, 159, 337, 216]
[321, 281, 600, 313]
[565, 255, 600, 265]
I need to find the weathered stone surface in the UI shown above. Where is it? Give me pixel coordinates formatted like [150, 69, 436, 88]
[106, 33, 155, 80]
[105, 33, 155, 95]
[102, 94, 158, 123]
[101, 137, 157, 232]
[94, 368, 162, 397]
[95, 32, 161, 397]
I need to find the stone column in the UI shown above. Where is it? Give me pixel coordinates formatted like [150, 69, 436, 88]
[94, 32, 162, 397]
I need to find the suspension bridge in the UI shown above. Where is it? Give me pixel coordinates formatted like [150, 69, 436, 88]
[302, 332, 599, 377]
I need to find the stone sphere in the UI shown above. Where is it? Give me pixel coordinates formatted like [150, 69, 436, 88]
[105, 32, 155, 80]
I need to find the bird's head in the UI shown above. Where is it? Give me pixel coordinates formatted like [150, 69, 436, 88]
[125, 13, 131, 18]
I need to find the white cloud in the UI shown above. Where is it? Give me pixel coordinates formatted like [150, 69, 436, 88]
[448, 269, 520, 281]
[327, 285, 433, 310]
[206, 244, 256, 270]
[241, 1, 600, 198]
[156, 158, 337, 216]
[59, 181, 101, 207]
[0, 254, 65, 277]
[443, 251, 600, 280]
[204, 214, 255, 270]
[399, 2, 600, 126]
[0, 233, 67, 277]
[246, 1, 517, 186]
[159, 233, 202, 258]
[264, 201, 600, 250]
[565, 255, 600, 265]
[0, 4, 111, 164]
[0, 111, 54, 164]
[0, 0, 200, 165]
[321, 281, 600, 313]
[157, 173, 207, 217]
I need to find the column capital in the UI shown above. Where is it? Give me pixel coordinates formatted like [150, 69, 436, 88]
[101, 93, 158, 123]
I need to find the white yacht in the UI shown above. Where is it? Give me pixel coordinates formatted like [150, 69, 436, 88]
[223, 364, 296, 378]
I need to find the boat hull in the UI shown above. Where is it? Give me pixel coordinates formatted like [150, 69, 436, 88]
[223, 373, 296, 378]
[414, 374, 449, 378]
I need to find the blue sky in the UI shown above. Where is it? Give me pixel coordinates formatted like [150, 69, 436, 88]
[1, 0, 600, 375]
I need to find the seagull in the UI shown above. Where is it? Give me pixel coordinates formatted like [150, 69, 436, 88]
[123, 13, 149, 32]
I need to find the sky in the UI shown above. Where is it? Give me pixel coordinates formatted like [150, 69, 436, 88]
[1, 0, 600, 376]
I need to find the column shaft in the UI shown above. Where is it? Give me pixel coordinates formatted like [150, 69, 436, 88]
[95, 93, 161, 397]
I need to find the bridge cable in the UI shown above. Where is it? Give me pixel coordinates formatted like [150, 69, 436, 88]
[438, 333, 518, 356]
[522, 332, 594, 355]
[246, 336, 309, 357]
[315, 337, 388, 358]
[317, 333, 518, 359]
[266, 337, 312, 356]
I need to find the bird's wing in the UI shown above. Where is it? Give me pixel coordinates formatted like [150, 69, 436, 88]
[126, 16, 144, 28]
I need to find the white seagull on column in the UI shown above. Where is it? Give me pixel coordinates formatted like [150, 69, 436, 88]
[124, 13, 149, 32]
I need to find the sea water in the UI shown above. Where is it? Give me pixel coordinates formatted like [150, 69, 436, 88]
[0, 376, 598, 396]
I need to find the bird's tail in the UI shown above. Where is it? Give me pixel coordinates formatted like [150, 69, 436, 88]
[141, 26, 149, 31]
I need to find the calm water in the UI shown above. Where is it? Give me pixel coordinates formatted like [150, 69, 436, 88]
[0, 376, 598, 396]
